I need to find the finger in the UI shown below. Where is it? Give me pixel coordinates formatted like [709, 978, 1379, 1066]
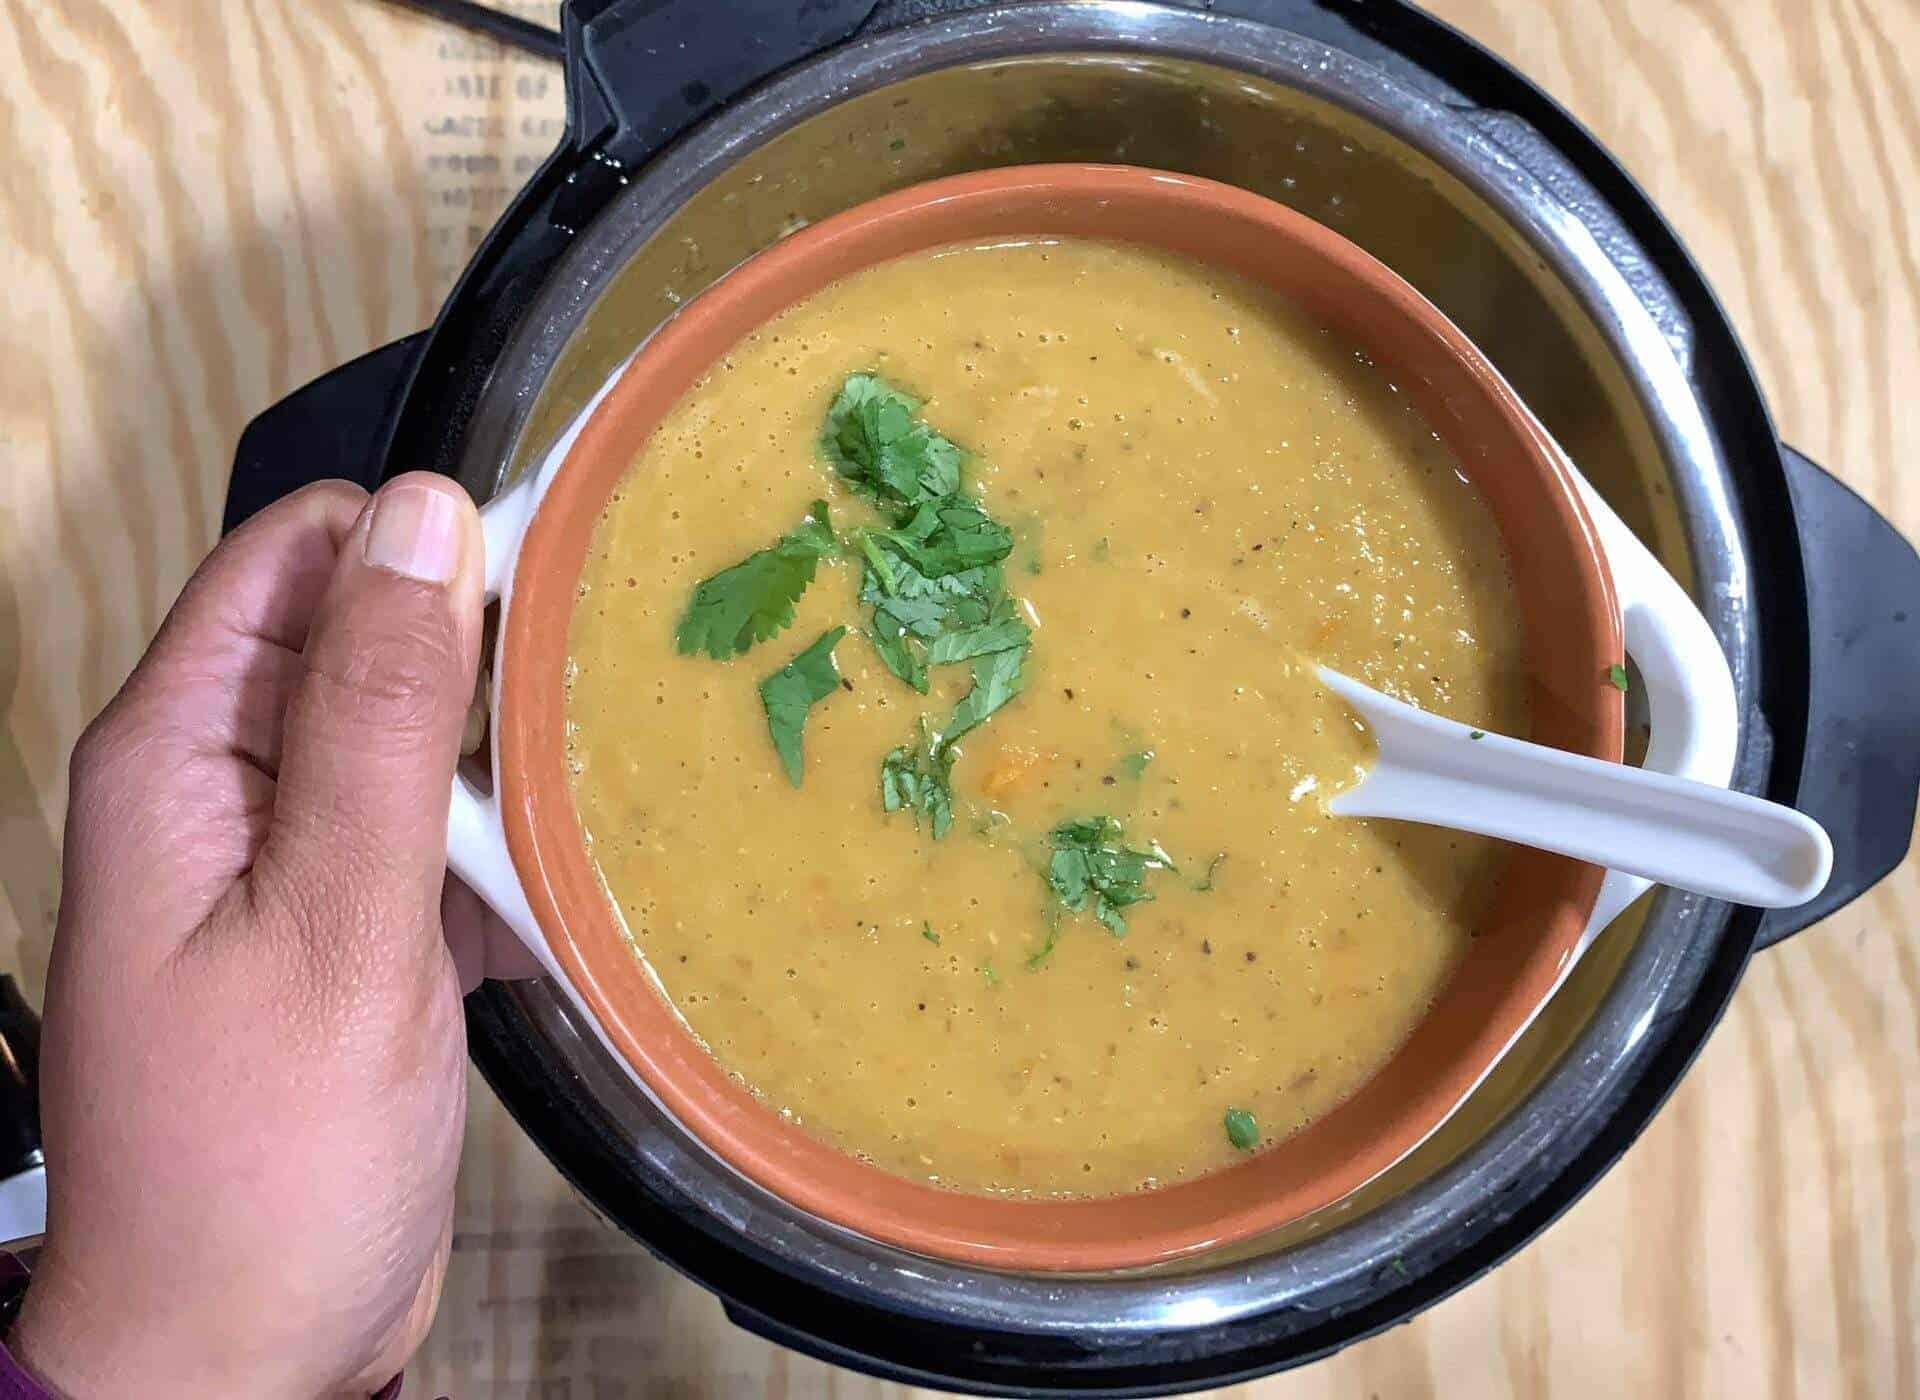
[142, 480, 368, 668]
[442, 877, 546, 994]
[61, 483, 369, 941]
[89, 481, 367, 765]
[254, 474, 484, 952]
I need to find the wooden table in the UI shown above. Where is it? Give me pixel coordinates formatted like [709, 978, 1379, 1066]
[2, 2, 1914, 1394]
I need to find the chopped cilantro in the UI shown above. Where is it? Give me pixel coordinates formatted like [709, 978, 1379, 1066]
[873, 498, 1014, 577]
[1607, 662, 1630, 692]
[757, 627, 846, 786]
[979, 960, 999, 987]
[1194, 853, 1227, 893]
[859, 515, 1018, 687]
[1468, 729, 1485, 741]
[1116, 749, 1154, 780]
[867, 605, 931, 692]
[1025, 915, 1061, 971]
[939, 643, 1029, 750]
[1044, 815, 1174, 936]
[920, 922, 941, 946]
[926, 600, 1029, 666]
[821, 374, 962, 509]
[675, 500, 835, 659]
[863, 570, 1010, 690]
[1224, 1108, 1259, 1150]
[881, 726, 956, 839]
[888, 137, 906, 152]
[823, 373, 1032, 750]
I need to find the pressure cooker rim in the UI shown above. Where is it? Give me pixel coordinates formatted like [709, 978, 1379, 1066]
[454, 0, 1764, 1355]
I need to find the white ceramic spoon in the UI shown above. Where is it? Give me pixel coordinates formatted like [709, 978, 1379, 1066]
[1319, 667, 1833, 909]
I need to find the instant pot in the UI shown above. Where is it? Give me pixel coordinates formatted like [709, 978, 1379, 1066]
[203, 1, 1920, 1392]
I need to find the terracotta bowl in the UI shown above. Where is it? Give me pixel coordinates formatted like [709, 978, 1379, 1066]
[482, 165, 1624, 1271]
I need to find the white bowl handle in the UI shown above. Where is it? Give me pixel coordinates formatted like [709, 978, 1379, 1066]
[445, 470, 565, 980]
[441, 354, 637, 983]
[1569, 469, 1739, 951]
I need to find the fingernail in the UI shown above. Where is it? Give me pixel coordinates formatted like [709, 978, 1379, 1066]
[365, 484, 463, 584]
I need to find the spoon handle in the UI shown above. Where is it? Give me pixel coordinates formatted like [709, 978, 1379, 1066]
[1319, 669, 1833, 910]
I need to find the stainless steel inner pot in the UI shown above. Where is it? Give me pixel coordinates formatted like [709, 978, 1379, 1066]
[453, 0, 1762, 1338]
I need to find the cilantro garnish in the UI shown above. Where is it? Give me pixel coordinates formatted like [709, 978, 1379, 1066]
[1224, 1108, 1259, 1150]
[825, 373, 1032, 779]
[870, 497, 1013, 577]
[689, 374, 1036, 801]
[939, 643, 1030, 750]
[1607, 662, 1630, 692]
[1468, 730, 1485, 741]
[757, 627, 846, 786]
[821, 374, 962, 509]
[857, 499, 1022, 693]
[881, 726, 956, 839]
[926, 599, 1029, 666]
[675, 500, 835, 659]
[1044, 815, 1174, 936]
[1025, 915, 1061, 970]
[1194, 853, 1227, 893]
[979, 960, 1000, 987]
[921, 922, 941, 946]
[1116, 749, 1154, 780]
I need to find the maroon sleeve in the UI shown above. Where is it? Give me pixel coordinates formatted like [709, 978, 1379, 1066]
[0, 1254, 43, 1400]
[0, 1345, 49, 1400]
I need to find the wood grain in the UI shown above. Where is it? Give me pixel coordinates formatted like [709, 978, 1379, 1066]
[0, 1, 1914, 1395]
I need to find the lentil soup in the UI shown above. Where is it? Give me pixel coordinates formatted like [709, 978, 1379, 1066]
[564, 236, 1527, 1197]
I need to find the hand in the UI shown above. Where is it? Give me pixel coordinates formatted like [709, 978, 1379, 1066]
[13, 475, 535, 1398]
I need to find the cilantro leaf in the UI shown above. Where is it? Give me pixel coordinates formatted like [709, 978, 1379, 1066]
[1044, 815, 1173, 936]
[868, 609, 930, 693]
[862, 505, 1013, 592]
[817, 371, 1032, 783]
[921, 922, 941, 946]
[1194, 853, 1227, 893]
[859, 523, 1016, 691]
[927, 600, 1029, 666]
[1607, 662, 1630, 692]
[1115, 749, 1154, 780]
[757, 627, 846, 786]
[881, 726, 956, 838]
[871, 498, 1013, 577]
[1025, 915, 1061, 971]
[1224, 1108, 1259, 1150]
[675, 501, 835, 659]
[938, 642, 1028, 749]
[821, 374, 963, 508]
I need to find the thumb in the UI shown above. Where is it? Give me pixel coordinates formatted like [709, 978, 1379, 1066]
[257, 473, 484, 942]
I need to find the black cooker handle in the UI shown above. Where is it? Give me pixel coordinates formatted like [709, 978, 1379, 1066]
[0, 974, 45, 1246]
[564, 0, 879, 173]
[223, 333, 428, 533]
[1756, 446, 1920, 948]
[0, 978, 41, 1177]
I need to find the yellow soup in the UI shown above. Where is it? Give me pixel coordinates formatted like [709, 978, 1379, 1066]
[565, 237, 1527, 1196]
